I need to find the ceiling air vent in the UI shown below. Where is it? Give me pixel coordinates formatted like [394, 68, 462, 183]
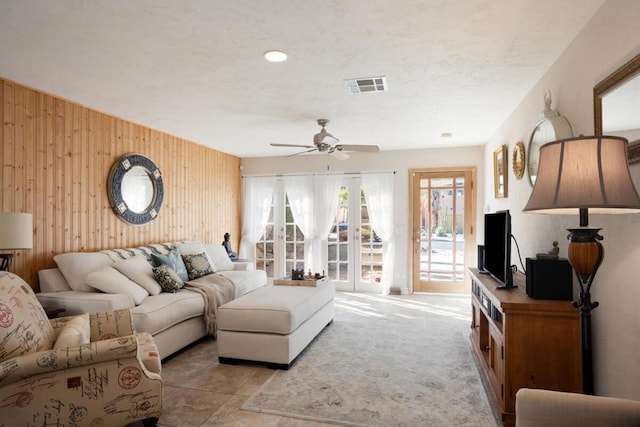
[344, 76, 387, 94]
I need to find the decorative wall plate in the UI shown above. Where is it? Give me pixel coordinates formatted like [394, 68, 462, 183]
[512, 141, 525, 180]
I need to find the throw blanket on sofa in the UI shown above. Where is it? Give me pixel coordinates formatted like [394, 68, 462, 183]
[184, 274, 236, 337]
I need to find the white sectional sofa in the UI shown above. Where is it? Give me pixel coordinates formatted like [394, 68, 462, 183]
[36, 241, 267, 359]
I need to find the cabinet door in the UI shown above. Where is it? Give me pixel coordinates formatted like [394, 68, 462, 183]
[488, 324, 504, 405]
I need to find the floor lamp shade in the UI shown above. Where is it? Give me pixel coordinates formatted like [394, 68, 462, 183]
[0, 212, 33, 250]
[523, 136, 640, 214]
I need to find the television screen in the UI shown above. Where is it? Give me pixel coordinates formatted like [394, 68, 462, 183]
[484, 210, 513, 289]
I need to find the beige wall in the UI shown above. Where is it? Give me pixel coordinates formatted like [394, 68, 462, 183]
[483, 0, 640, 399]
[241, 146, 484, 293]
[1, 78, 241, 290]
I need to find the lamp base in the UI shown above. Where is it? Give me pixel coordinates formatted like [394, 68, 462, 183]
[566, 226, 603, 396]
[0, 254, 13, 271]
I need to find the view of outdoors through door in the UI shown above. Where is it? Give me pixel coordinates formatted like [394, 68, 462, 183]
[255, 191, 305, 278]
[256, 178, 382, 292]
[328, 181, 382, 292]
[412, 170, 473, 293]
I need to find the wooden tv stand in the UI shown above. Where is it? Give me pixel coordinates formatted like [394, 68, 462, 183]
[469, 268, 582, 426]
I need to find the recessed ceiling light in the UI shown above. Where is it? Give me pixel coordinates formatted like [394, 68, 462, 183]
[264, 50, 287, 62]
[440, 132, 452, 138]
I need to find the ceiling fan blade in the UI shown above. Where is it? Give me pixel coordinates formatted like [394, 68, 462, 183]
[334, 144, 380, 152]
[285, 147, 318, 158]
[271, 143, 315, 148]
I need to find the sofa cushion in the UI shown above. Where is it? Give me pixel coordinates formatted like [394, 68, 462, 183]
[152, 264, 184, 293]
[151, 248, 189, 282]
[218, 270, 267, 297]
[0, 272, 56, 363]
[175, 241, 216, 272]
[113, 255, 162, 295]
[217, 284, 335, 334]
[182, 253, 214, 280]
[53, 313, 90, 349]
[38, 268, 72, 292]
[130, 290, 205, 336]
[37, 291, 135, 315]
[54, 252, 112, 292]
[85, 266, 149, 305]
[205, 244, 234, 272]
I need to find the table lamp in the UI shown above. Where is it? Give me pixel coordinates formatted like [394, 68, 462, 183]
[0, 212, 33, 271]
[523, 135, 640, 394]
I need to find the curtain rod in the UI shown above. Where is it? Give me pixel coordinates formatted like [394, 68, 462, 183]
[242, 170, 396, 179]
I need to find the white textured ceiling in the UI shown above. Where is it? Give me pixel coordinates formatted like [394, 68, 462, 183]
[0, 0, 606, 158]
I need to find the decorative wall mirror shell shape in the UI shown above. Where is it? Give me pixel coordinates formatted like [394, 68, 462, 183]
[527, 91, 573, 186]
[108, 153, 163, 225]
[594, 52, 640, 164]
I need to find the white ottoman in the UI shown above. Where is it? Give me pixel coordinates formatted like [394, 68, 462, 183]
[217, 283, 335, 369]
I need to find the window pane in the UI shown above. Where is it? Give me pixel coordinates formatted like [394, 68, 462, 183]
[431, 177, 453, 187]
[265, 224, 274, 240]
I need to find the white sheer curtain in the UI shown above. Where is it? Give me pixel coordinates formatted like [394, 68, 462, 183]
[285, 173, 343, 273]
[284, 175, 314, 269]
[239, 176, 275, 260]
[362, 171, 395, 295]
[312, 174, 343, 272]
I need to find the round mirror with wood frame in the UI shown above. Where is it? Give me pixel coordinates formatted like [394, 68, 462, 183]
[108, 153, 163, 225]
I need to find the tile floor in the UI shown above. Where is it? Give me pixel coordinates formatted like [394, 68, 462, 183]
[154, 337, 336, 426]
[131, 291, 471, 427]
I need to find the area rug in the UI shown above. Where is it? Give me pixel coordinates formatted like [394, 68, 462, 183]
[242, 293, 498, 426]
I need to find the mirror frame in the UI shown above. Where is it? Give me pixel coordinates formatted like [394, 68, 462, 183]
[108, 153, 164, 225]
[594, 52, 640, 163]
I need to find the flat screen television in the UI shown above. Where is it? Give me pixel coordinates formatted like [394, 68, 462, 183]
[483, 210, 514, 289]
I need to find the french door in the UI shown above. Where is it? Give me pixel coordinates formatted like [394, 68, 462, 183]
[255, 180, 306, 280]
[410, 168, 476, 293]
[328, 178, 382, 292]
[255, 177, 383, 292]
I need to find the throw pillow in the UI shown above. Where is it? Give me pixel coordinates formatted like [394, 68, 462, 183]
[53, 252, 113, 292]
[85, 266, 149, 305]
[113, 255, 162, 296]
[53, 313, 90, 350]
[151, 249, 189, 282]
[175, 241, 217, 272]
[152, 264, 184, 293]
[0, 272, 56, 363]
[182, 252, 214, 280]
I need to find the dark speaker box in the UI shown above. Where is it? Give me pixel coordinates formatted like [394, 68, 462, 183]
[477, 245, 485, 271]
[525, 258, 573, 300]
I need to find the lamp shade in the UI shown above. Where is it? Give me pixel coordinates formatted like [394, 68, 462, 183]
[523, 136, 640, 215]
[0, 212, 33, 249]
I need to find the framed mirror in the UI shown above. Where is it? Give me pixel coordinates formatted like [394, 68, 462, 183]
[594, 52, 640, 164]
[108, 154, 163, 225]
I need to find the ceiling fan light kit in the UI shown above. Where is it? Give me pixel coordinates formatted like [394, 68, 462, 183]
[270, 119, 380, 160]
[329, 149, 350, 160]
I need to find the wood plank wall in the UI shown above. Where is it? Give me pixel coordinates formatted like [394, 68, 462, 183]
[0, 78, 241, 290]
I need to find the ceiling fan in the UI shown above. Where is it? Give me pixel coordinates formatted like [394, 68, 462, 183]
[270, 119, 380, 160]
